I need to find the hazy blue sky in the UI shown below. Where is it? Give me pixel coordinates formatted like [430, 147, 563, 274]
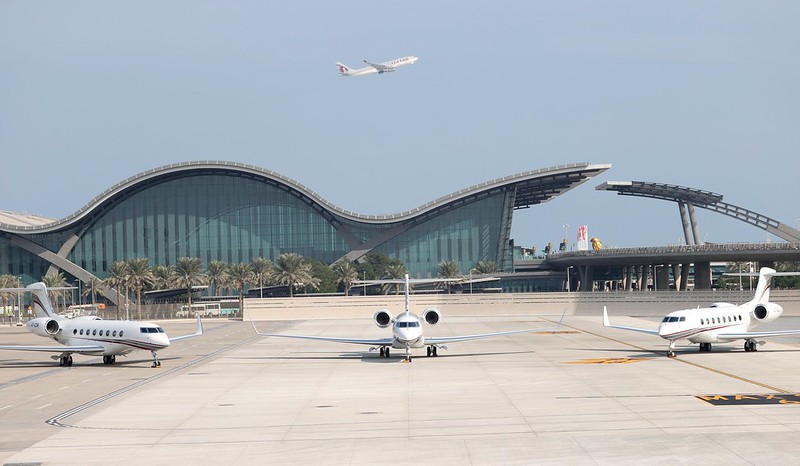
[2, 1, 798, 250]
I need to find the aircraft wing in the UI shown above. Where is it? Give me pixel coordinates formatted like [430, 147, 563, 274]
[424, 327, 556, 345]
[169, 315, 204, 342]
[252, 322, 392, 346]
[364, 60, 393, 72]
[602, 307, 660, 335]
[0, 344, 105, 354]
[717, 329, 800, 340]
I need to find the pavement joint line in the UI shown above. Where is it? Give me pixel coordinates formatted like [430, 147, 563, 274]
[45, 332, 266, 429]
[550, 317, 793, 395]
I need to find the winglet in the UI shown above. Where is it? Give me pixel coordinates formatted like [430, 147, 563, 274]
[602, 306, 611, 327]
[169, 315, 204, 342]
[557, 307, 567, 326]
[252, 320, 264, 336]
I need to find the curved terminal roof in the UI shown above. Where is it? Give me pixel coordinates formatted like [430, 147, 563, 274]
[1, 161, 611, 234]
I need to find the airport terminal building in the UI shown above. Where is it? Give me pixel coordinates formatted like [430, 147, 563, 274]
[0, 161, 610, 298]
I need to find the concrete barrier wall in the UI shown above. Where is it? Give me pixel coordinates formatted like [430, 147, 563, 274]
[244, 290, 800, 320]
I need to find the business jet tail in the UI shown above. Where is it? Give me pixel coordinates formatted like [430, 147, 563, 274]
[28, 282, 57, 318]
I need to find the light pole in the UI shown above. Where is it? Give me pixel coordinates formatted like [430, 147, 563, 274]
[566, 266, 573, 292]
[17, 276, 22, 323]
[469, 268, 477, 294]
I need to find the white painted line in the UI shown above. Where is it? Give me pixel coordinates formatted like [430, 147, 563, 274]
[58, 385, 70, 391]
[0, 405, 12, 412]
[36, 404, 52, 410]
[31, 394, 43, 400]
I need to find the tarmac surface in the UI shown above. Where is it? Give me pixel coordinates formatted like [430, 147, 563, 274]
[2, 313, 800, 465]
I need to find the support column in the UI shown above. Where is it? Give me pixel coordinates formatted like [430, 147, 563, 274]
[655, 265, 670, 291]
[678, 202, 693, 245]
[694, 262, 712, 289]
[680, 264, 690, 291]
[687, 203, 702, 245]
[579, 266, 593, 291]
[625, 267, 633, 291]
[672, 264, 682, 291]
[637, 266, 645, 291]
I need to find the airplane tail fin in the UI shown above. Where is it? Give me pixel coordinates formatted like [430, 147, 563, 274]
[750, 267, 776, 305]
[27, 282, 57, 318]
[336, 62, 350, 75]
[404, 274, 411, 314]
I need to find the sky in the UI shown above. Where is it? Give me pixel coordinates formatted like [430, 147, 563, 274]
[1, 1, 799, 250]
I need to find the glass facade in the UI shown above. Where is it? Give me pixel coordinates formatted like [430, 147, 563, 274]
[0, 165, 538, 284]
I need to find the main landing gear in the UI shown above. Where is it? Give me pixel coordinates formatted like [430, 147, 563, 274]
[378, 347, 391, 358]
[426, 346, 439, 357]
[699, 343, 712, 352]
[102, 355, 117, 364]
[744, 339, 758, 352]
[58, 355, 73, 367]
[151, 350, 162, 368]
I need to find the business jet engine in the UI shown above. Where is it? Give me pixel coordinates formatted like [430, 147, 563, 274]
[422, 308, 441, 325]
[752, 303, 782, 323]
[373, 309, 393, 328]
[27, 317, 61, 337]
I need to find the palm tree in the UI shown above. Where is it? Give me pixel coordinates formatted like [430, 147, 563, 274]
[42, 271, 68, 313]
[207, 261, 229, 297]
[227, 263, 254, 316]
[0, 275, 17, 317]
[437, 260, 461, 294]
[332, 260, 358, 296]
[151, 264, 176, 290]
[249, 257, 273, 298]
[81, 277, 103, 313]
[384, 262, 407, 295]
[474, 260, 498, 274]
[125, 258, 154, 319]
[174, 257, 207, 311]
[273, 253, 319, 298]
[105, 261, 128, 319]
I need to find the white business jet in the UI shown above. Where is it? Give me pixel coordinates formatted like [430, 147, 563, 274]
[0, 282, 203, 367]
[603, 267, 800, 357]
[253, 274, 559, 361]
[336, 55, 418, 77]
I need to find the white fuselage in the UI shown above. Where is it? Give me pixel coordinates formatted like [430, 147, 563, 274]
[657, 304, 760, 344]
[391, 312, 425, 349]
[30, 316, 171, 356]
[339, 55, 418, 77]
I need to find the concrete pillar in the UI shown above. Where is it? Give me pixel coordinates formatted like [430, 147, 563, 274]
[687, 203, 702, 245]
[680, 264, 690, 291]
[637, 266, 645, 291]
[672, 264, 682, 291]
[694, 262, 712, 289]
[579, 266, 593, 291]
[678, 202, 693, 245]
[655, 265, 670, 291]
[625, 267, 633, 291]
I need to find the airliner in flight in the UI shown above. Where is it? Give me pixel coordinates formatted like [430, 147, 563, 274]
[253, 274, 560, 361]
[0, 282, 203, 367]
[336, 55, 418, 77]
[603, 267, 800, 357]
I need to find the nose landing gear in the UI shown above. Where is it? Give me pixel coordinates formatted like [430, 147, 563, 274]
[151, 350, 162, 368]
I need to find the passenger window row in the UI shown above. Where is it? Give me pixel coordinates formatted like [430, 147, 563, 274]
[73, 329, 123, 337]
[700, 315, 742, 325]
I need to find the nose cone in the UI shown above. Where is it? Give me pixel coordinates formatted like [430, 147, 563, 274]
[153, 333, 170, 349]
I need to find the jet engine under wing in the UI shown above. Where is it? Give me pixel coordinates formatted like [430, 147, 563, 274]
[717, 329, 800, 340]
[602, 307, 660, 335]
[0, 344, 105, 353]
[252, 322, 392, 346]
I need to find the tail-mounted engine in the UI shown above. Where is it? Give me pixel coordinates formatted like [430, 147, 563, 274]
[422, 308, 441, 325]
[373, 309, 393, 328]
[27, 317, 61, 338]
[752, 302, 783, 323]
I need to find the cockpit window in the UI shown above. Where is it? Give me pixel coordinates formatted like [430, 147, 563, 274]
[396, 321, 420, 328]
[140, 327, 159, 333]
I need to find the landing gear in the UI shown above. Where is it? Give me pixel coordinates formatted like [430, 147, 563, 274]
[699, 343, 712, 352]
[378, 347, 390, 358]
[102, 355, 117, 364]
[58, 355, 73, 367]
[151, 350, 161, 368]
[667, 341, 677, 358]
[744, 339, 758, 352]
[404, 346, 412, 362]
[426, 346, 439, 357]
